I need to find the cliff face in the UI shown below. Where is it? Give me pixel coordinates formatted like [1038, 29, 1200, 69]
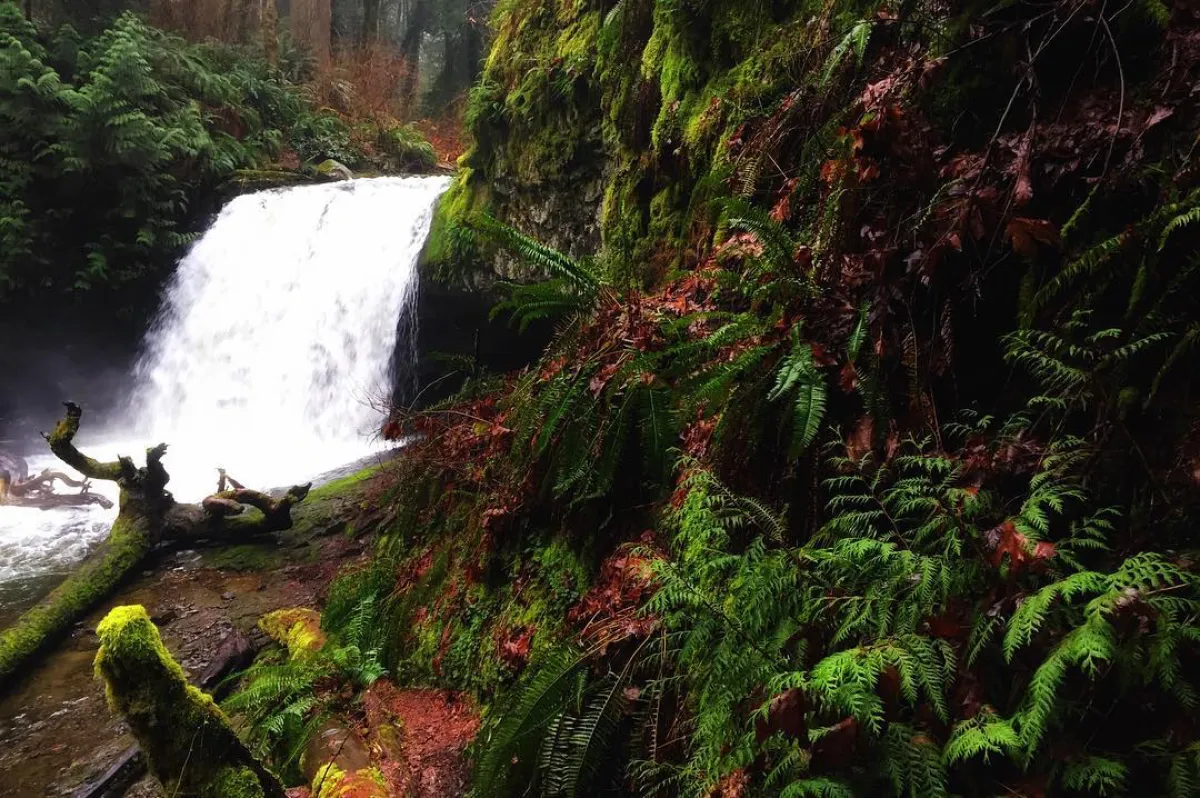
[424, 0, 1193, 295]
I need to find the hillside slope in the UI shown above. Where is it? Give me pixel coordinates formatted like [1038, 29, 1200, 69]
[231, 2, 1200, 797]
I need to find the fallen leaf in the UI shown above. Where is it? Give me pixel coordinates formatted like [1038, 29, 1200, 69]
[1007, 217, 1060, 258]
[1144, 106, 1174, 132]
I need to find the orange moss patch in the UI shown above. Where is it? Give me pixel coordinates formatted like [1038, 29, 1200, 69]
[363, 682, 480, 798]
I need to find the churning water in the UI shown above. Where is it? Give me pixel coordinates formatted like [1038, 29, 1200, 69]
[0, 176, 448, 597]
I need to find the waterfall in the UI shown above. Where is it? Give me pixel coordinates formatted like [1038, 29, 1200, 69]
[0, 175, 448, 594]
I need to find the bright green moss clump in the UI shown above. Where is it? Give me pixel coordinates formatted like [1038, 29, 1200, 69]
[311, 763, 387, 798]
[259, 608, 327, 658]
[94, 605, 285, 798]
[204, 766, 269, 798]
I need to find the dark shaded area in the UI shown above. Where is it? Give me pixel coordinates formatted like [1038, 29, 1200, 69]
[402, 275, 552, 408]
[0, 314, 142, 454]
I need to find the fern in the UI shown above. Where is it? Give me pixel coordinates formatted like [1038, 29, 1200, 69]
[769, 332, 828, 457]
[819, 20, 873, 87]
[781, 778, 855, 798]
[474, 214, 603, 292]
[473, 646, 592, 798]
[944, 711, 1020, 765]
[720, 197, 798, 273]
[1060, 756, 1127, 796]
[1159, 203, 1200, 250]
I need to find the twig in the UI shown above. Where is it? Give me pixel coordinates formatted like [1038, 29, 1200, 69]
[1097, 3, 1126, 183]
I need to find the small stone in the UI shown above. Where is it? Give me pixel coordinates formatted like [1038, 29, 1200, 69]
[221, 591, 235, 601]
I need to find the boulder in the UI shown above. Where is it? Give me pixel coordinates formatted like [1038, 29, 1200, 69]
[315, 160, 354, 181]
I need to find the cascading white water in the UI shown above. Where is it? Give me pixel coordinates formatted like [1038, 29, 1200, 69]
[0, 175, 448, 595]
[131, 175, 447, 499]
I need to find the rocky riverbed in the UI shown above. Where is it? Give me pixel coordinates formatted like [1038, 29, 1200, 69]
[0, 466, 381, 797]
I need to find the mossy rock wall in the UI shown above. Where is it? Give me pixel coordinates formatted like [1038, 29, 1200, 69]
[424, 0, 886, 283]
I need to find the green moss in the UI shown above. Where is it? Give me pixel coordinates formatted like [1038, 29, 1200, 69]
[201, 543, 280, 572]
[285, 462, 382, 540]
[422, 169, 488, 280]
[555, 11, 601, 72]
[311, 763, 345, 798]
[381, 527, 596, 698]
[94, 605, 284, 797]
[312, 763, 386, 798]
[0, 509, 153, 686]
[260, 608, 326, 657]
[204, 766, 267, 798]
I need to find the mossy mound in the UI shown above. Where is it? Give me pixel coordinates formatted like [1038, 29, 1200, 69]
[311, 763, 387, 798]
[260, 608, 327, 657]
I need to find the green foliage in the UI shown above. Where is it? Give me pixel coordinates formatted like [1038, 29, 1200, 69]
[819, 19, 873, 88]
[318, 5, 1200, 798]
[474, 214, 609, 331]
[769, 330, 828, 457]
[0, 4, 362, 308]
[472, 646, 592, 798]
[623, 434, 1199, 797]
[225, 594, 387, 782]
[378, 123, 438, 172]
[943, 711, 1019, 765]
[474, 630, 657, 798]
[477, 215, 604, 292]
[289, 110, 355, 165]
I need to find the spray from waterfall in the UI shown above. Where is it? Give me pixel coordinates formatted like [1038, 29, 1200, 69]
[0, 176, 448, 590]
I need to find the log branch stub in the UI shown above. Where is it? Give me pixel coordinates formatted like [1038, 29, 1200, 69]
[44, 402, 125, 482]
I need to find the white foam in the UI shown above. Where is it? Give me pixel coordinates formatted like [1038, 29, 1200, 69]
[0, 176, 447, 588]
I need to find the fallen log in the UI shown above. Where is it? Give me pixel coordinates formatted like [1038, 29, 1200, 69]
[0, 402, 311, 689]
[1, 467, 115, 511]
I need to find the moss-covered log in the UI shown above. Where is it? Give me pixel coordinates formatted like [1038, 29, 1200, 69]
[0, 403, 311, 688]
[94, 605, 286, 798]
[0, 514, 153, 687]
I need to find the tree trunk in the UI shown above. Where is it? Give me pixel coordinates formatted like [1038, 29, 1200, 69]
[398, 0, 429, 114]
[291, 0, 331, 70]
[0, 403, 311, 689]
[262, 0, 279, 65]
[361, 0, 379, 43]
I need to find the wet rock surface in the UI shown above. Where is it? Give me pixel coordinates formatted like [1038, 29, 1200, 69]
[0, 530, 367, 797]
